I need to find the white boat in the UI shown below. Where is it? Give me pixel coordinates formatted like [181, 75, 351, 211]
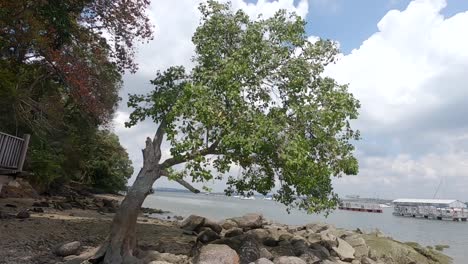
[241, 196, 255, 200]
[379, 204, 391, 208]
[263, 197, 273, 201]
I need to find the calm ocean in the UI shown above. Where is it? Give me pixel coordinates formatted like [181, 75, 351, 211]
[143, 191, 467, 263]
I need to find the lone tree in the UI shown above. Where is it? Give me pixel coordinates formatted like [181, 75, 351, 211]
[96, 1, 360, 263]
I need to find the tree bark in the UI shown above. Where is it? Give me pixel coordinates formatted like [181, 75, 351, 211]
[94, 126, 165, 263]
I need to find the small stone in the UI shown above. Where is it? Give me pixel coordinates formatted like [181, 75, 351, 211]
[16, 210, 30, 219]
[54, 241, 81, 257]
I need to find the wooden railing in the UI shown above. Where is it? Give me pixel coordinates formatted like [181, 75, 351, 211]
[0, 132, 30, 173]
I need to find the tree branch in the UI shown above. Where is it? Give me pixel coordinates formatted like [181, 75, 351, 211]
[160, 170, 200, 193]
[159, 140, 220, 169]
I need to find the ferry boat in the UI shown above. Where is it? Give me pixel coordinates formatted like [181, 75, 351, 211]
[338, 201, 383, 213]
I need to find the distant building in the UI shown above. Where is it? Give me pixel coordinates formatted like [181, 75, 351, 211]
[393, 199, 467, 208]
[393, 199, 467, 221]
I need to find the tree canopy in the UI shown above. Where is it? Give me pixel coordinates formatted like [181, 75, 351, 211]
[0, 0, 151, 191]
[127, 1, 360, 213]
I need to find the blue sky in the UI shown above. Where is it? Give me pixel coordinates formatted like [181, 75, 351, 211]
[114, 0, 468, 200]
[305, 0, 468, 54]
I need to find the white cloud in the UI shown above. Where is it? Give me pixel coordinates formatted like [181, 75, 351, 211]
[327, 0, 468, 200]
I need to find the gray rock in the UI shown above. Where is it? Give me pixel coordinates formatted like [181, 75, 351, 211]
[180, 215, 206, 232]
[299, 253, 321, 263]
[305, 233, 321, 244]
[255, 258, 274, 264]
[278, 233, 293, 242]
[16, 210, 30, 219]
[309, 244, 330, 259]
[211, 235, 246, 252]
[221, 219, 239, 230]
[204, 218, 222, 234]
[342, 235, 368, 258]
[263, 237, 278, 247]
[230, 213, 263, 230]
[239, 235, 261, 264]
[306, 223, 334, 233]
[54, 241, 81, 257]
[320, 231, 338, 248]
[259, 247, 273, 260]
[246, 228, 269, 242]
[331, 238, 355, 261]
[269, 241, 295, 257]
[198, 229, 221, 244]
[225, 227, 244, 238]
[272, 256, 306, 264]
[198, 244, 240, 264]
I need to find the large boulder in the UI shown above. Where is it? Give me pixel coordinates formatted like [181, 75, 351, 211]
[230, 213, 263, 230]
[197, 244, 240, 264]
[180, 215, 206, 232]
[238, 235, 261, 264]
[54, 241, 81, 257]
[331, 238, 355, 261]
[272, 256, 306, 264]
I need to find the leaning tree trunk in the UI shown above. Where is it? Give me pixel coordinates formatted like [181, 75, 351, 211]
[93, 134, 164, 264]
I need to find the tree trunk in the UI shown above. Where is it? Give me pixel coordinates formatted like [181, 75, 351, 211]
[93, 133, 165, 264]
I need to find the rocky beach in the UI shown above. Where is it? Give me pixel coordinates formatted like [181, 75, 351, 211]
[0, 184, 452, 264]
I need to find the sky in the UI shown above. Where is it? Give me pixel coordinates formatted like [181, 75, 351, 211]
[113, 0, 468, 200]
